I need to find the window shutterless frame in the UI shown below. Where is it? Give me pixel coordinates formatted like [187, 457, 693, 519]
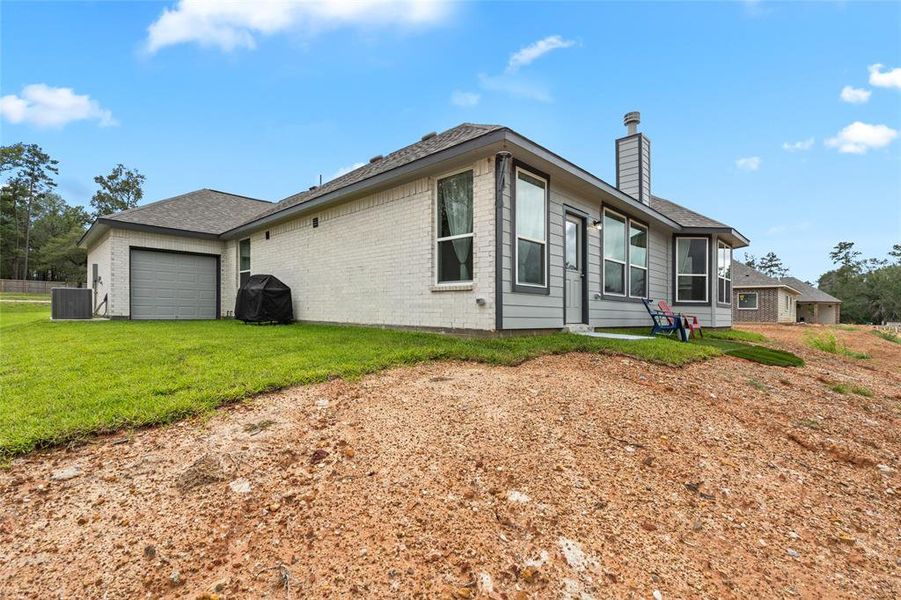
[238, 238, 251, 288]
[716, 240, 732, 306]
[737, 291, 758, 310]
[601, 207, 628, 297]
[434, 167, 475, 285]
[674, 236, 709, 304]
[628, 220, 649, 299]
[511, 161, 550, 294]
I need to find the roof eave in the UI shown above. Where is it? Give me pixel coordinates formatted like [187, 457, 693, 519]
[222, 128, 685, 239]
[680, 226, 750, 248]
[733, 283, 801, 294]
[80, 218, 222, 248]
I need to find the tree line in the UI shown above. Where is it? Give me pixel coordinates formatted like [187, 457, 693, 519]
[744, 243, 901, 324]
[1, 143, 145, 282]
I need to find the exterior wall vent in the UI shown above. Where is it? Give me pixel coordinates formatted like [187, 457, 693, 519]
[312, 217, 319, 228]
[369, 154, 384, 163]
[421, 131, 437, 141]
[265, 230, 270, 240]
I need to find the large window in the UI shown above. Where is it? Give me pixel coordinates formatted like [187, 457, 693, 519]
[629, 222, 648, 298]
[603, 209, 649, 298]
[603, 210, 627, 295]
[238, 238, 251, 287]
[676, 237, 709, 303]
[515, 168, 548, 287]
[436, 170, 474, 283]
[717, 241, 732, 304]
[738, 292, 758, 309]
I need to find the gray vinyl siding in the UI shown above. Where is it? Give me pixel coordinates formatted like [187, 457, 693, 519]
[500, 158, 679, 330]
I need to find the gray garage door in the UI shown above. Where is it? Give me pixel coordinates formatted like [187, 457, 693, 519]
[130, 249, 218, 320]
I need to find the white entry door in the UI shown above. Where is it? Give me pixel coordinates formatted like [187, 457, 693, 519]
[564, 214, 584, 324]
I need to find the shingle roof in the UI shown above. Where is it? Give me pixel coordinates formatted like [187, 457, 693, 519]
[103, 189, 271, 235]
[731, 262, 802, 294]
[781, 276, 842, 303]
[650, 195, 729, 229]
[254, 123, 503, 220]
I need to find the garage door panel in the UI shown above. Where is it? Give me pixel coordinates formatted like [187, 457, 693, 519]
[131, 249, 218, 320]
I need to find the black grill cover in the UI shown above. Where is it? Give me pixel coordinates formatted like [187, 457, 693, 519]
[234, 274, 294, 324]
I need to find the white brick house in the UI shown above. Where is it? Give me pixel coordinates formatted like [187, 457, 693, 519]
[79, 114, 749, 331]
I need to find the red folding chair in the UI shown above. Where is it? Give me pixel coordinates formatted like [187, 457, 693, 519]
[659, 300, 703, 339]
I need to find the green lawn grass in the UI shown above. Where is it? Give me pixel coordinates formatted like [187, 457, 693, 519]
[872, 329, 900, 345]
[0, 292, 51, 302]
[806, 331, 871, 359]
[0, 303, 719, 457]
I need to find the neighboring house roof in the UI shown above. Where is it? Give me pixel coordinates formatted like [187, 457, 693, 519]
[79, 189, 271, 246]
[732, 262, 801, 294]
[650, 195, 728, 229]
[781, 276, 842, 304]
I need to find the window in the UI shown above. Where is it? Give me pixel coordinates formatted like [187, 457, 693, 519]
[785, 295, 791, 310]
[676, 237, 709, 303]
[436, 170, 474, 283]
[629, 222, 648, 297]
[238, 238, 251, 287]
[603, 210, 627, 295]
[515, 168, 548, 287]
[717, 241, 732, 304]
[738, 292, 758, 309]
[565, 220, 579, 271]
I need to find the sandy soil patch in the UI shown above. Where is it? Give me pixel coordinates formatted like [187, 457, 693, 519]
[1, 330, 899, 599]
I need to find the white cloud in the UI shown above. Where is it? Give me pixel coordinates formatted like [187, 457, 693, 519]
[330, 161, 366, 181]
[506, 35, 576, 73]
[735, 156, 761, 171]
[839, 85, 871, 104]
[450, 90, 480, 107]
[144, 0, 451, 54]
[782, 138, 815, 152]
[478, 73, 552, 103]
[0, 84, 116, 128]
[825, 121, 898, 154]
[868, 63, 901, 89]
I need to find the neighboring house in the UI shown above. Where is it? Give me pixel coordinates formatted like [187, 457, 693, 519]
[79, 112, 749, 332]
[781, 277, 842, 324]
[731, 262, 800, 323]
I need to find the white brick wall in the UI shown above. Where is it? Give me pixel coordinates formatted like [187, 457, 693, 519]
[249, 158, 496, 330]
[85, 230, 112, 314]
[88, 228, 228, 318]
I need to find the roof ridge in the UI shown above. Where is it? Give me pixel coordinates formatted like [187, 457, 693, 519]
[203, 188, 272, 203]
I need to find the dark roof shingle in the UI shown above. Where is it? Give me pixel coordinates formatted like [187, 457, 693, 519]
[650, 195, 729, 229]
[732, 261, 789, 288]
[103, 189, 271, 235]
[781, 276, 842, 303]
[254, 123, 503, 220]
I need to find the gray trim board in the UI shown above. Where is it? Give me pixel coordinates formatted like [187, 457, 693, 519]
[494, 152, 511, 331]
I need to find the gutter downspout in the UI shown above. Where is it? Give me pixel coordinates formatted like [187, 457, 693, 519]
[495, 151, 512, 332]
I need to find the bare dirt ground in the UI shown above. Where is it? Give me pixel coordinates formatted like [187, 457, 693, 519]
[1, 326, 899, 599]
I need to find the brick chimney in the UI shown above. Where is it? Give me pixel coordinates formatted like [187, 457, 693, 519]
[616, 111, 651, 205]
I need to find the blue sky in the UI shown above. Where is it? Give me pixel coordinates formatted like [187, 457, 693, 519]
[2, 0, 899, 281]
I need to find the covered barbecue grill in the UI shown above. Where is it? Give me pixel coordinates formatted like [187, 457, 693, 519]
[234, 274, 294, 324]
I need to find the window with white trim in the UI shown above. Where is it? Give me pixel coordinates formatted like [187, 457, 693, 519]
[238, 238, 251, 287]
[738, 292, 758, 309]
[603, 210, 627, 295]
[675, 237, 709, 303]
[717, 241, 732, 304]
[436, 170, 474, 283]
[515, 168, 548, 287]
[629, 221, 648, 298]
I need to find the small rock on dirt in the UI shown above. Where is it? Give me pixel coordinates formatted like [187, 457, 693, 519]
[228, 478, 252, 494]
[50, 466, 81, 481]
[310, 449, 329, 464]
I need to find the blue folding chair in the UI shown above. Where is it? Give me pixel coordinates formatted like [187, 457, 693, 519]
[641, 298, 688, 342]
